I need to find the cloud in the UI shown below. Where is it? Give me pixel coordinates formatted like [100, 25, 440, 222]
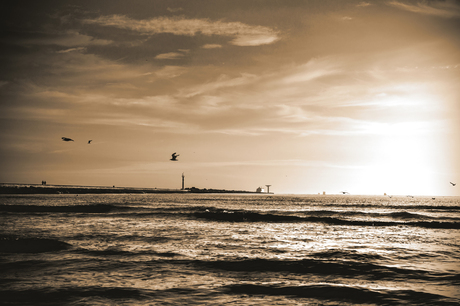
[231, 34, 279, 46]
[83, 15, 280, 46]
[389, 0, 460, 18]
[155, 66, 187, 78]
[18, 30, 112, 47]
[56, 47, 86, 53]
[155, 52, 185, 60]
[177, 73, 259, 98]
[167, 7, 183, 13]
[202, 44, 222, 49]
[281, 58, 341, 84]
[357, 2, 371, 7]
[88, 116, 192, 130]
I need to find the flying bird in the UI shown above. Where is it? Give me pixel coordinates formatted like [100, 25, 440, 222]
[451, 182, 456, 186]
[88, 140, 92, 144]
[170, 152, 179, 161]
[61, 137, 74, 142]
[340, 191, 349, 194]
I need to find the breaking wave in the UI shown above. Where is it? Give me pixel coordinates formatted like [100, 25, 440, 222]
[191, 208, 460, 229]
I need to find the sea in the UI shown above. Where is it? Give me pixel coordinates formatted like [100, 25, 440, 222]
[0, 193, 459, 305]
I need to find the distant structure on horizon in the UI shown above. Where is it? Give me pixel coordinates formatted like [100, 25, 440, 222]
[265, 185, 271, 194]
[181, 173, 185, 190]
[256, 186, 272, 193]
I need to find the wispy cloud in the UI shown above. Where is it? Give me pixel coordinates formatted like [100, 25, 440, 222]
[83, 15, 280, 46]
[281, 58, 341, 84]
[56, 47, 86, 53]
[167, 7, 183, 13]
[389, 0, 460, 18]
[88, 116, 193, 130]
[82, 159, 365, 175]
[155, 52, 185, 60]
[177, 73, 259, 98]
[19, 30, 112, 47]
[357, 2, 371, 7]
[155, 66, 187, 78]
[202, 44, 222, 49]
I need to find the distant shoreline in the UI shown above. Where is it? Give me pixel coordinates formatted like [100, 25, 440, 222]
[0, 183, 266, 195]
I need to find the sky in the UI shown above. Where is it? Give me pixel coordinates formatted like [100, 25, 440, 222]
[1, 0, 459, 196]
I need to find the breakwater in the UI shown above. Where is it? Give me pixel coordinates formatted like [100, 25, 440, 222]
[0, 184, 261, 194]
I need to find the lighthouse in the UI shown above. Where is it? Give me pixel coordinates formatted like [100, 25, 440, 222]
[181, 173, 185, 190]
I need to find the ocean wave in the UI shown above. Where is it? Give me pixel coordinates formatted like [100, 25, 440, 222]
[0, 236, 71, 253]
[0, 204, 126, 213]
[308, 249, 384, 261]
[1, 284, 457, 305]
[225, 284, 459, 305]
[0, 287, 148, 305]
[193, 209, 302, 222]
[324, 204, 460, 211]
[77, 248, 180, 258]
[305, 210, 430, 220]
[69, 233, 175, 244]
[192, 209, 460, 228]
[195, 258, 453, 282]
[386, 211, 426, 219]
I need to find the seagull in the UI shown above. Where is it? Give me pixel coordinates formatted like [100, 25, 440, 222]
[340, 191, 349, 194]
[170, 152, 179, 161]
[451, 182, 456, 186]
[61, 137, 74, 142]
[88, 140, 92, 144]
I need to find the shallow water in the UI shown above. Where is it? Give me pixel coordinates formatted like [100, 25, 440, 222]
[1, 194, 459, 305]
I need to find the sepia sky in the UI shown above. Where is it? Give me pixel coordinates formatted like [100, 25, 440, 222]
[1, 0, 459, 195]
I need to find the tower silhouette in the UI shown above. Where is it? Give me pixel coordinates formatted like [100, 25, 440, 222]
[265, 185, 271, 194]
[182, 173, 185, 190]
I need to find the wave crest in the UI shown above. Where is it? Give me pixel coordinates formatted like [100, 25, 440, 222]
[226, 284, 459, 305]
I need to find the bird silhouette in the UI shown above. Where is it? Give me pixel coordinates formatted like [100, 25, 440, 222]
[61, 137, 74, 142]
[88, 140, 92, 144]
[451, 182, 456, 186]
[170, 152, 179, 161]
